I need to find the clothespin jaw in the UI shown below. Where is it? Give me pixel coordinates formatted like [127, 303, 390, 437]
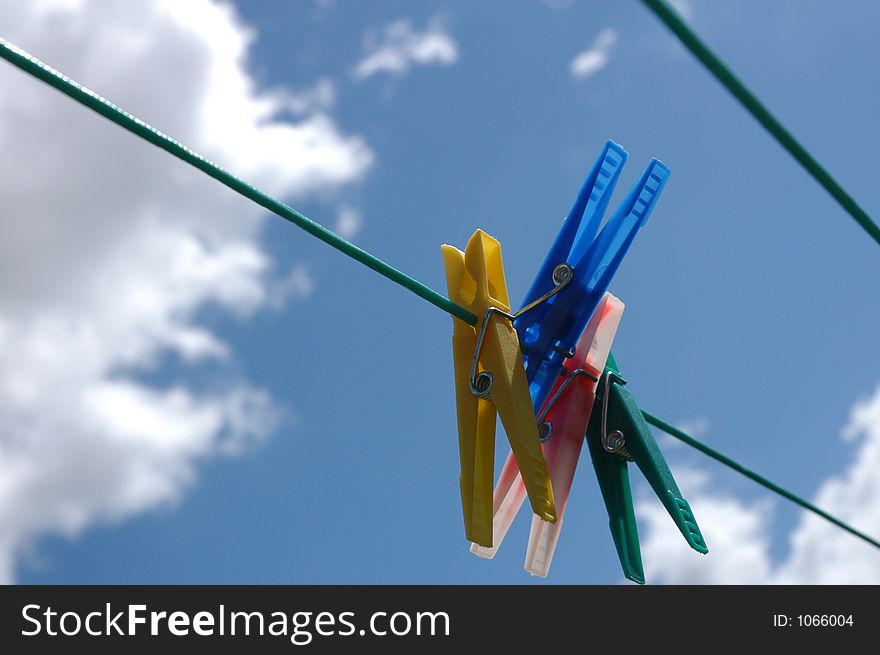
[587, 359, 707, 584]
[443, 230, 556, 547]
[514, 142, 670, 412]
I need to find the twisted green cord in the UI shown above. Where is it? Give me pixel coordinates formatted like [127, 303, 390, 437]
[1, 36, 877, 552]
[641, 0, 880, 247]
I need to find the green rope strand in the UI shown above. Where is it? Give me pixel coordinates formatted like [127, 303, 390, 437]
[640, 0, 880, 247]
[644, 411, 880, 551]
[0, 37, 477, 326]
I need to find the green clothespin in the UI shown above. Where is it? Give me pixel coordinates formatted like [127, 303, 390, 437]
[586, 353, 708, 584]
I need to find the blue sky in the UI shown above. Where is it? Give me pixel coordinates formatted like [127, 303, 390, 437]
[2, 0, 879, 584]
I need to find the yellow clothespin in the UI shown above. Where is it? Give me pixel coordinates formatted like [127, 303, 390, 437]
[442, 230, 556, 547]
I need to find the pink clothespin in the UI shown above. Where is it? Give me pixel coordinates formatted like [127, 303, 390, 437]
[470, 293, 624, 576]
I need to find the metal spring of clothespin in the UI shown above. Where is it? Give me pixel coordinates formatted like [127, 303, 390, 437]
[469, 263, 573, 399]
[535, 368, 599, 442]
[599, 370, 630, 458]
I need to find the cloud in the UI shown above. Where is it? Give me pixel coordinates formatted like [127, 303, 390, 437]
[283, 78, 336, 116]
[570, 28, 617, 80]
[676, 416, 710, 439]
[353, 18, 458, 80]
[668, 0, 694, 21]
[772, 386, 880, 584]
[334, 205, 363, 240]
[312, 0, 334, 22]
[657, 416, 710, 451]
[638, 385, 880, 584]
[0, 0, 372, 582]
[269, 264, 316, 308]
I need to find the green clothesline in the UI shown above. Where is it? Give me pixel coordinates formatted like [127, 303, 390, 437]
[0, 26, 877, 554]
[641, 0, 880, 247]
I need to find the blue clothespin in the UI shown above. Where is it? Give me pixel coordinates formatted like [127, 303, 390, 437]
[513, 140, 669, 411]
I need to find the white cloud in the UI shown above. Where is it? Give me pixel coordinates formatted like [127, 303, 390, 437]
[658, 416, 710, 450]
[269, 264, 316, 308]
[675, 416, 710, 440]
[668, 0, 694, 21]
[678, 416, 710, 437]
[353, 18, 458, 80]
[0, 0, 372, 582]
[283, 78, 336, 116]
[570, 28, 617, 80]
[638, 385, 880, 584]
[334, 205, 363, 240]
[312, 0, 334, 22]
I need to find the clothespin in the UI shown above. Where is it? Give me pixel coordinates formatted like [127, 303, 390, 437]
[470, 293, 623, 565]
[513, 140, 669, 412]
[471, 140, 669, 559]
[524, 293, 623, 576]
[442, 230, 560, 547]
[586, 353, 708, 584]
